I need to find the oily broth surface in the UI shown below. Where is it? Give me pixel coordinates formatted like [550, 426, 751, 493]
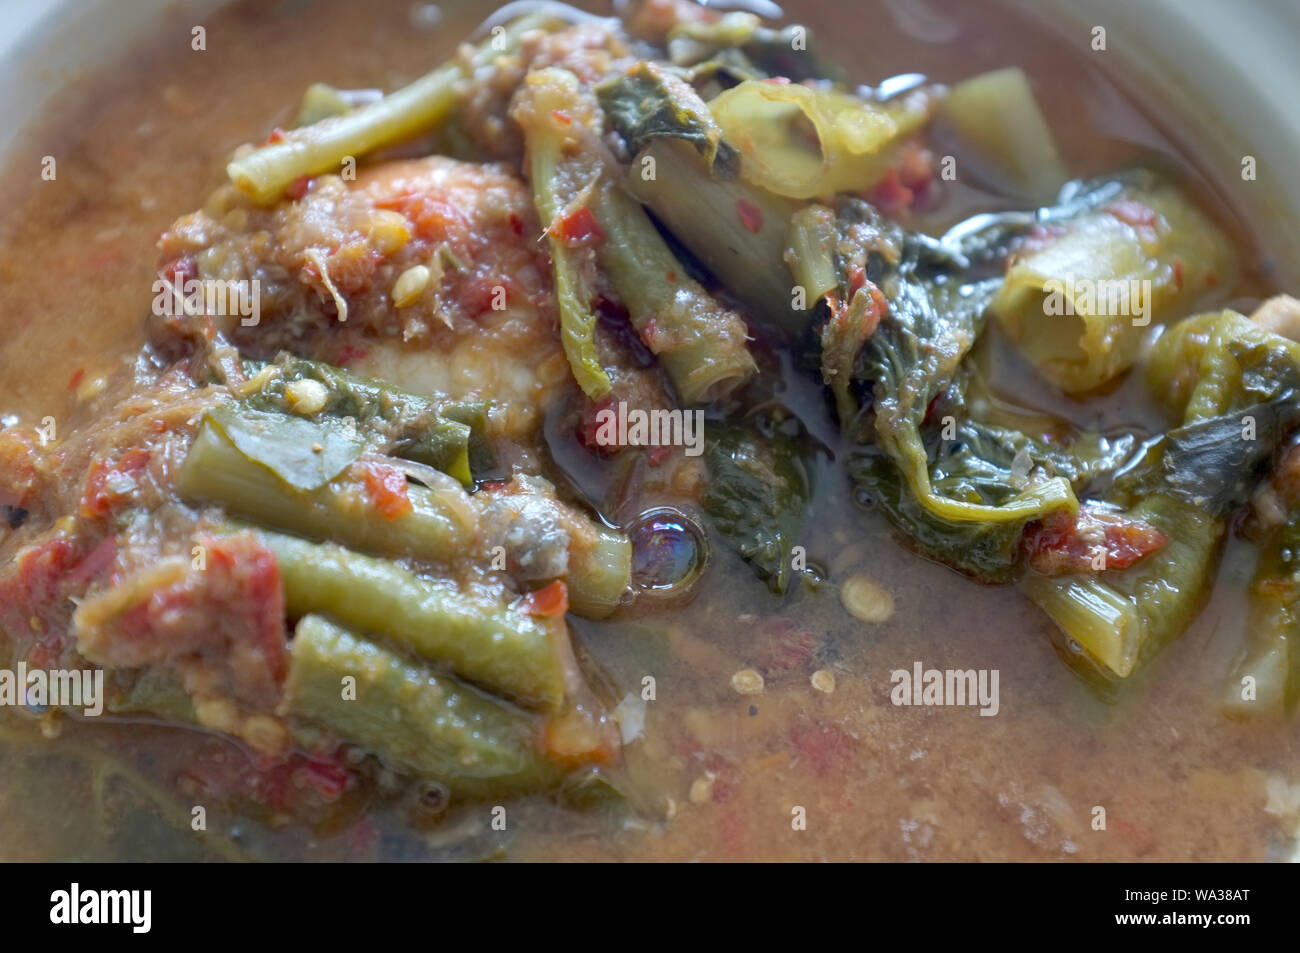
[0, 0, 1294, 861]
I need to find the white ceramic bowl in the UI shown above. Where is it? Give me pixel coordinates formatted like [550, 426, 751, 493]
[0, 0, 224, 148]
[1005, 0, 1300, 287]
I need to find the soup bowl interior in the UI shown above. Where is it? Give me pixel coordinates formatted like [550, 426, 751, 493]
[0, 0, 1297, 863]
[2, 0, 1296, 272]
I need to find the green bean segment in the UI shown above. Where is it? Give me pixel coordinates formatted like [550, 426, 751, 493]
[227, 13, 558, 203]
[288, 615, 560, 796]
[250, 528, 567, 711]
[178, 417, 473, 563]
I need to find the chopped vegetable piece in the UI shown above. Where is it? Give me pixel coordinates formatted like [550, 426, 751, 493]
[625, 139, 800, 335]
[287, 615, 563, 797]
[360, 461, 414, 520]
[592, 180, 757, 403]
[935, 67, 1067, 203]
[244, 355, 478, 487]
[512, 68, 612, 398]
[178, 417, 474, 563]
[992, 180, 1238, 393]
[521, 579, 570, 619]
[250, 528, 571, 711]
[596, 61, 740, 177]
[227, 12, 558, 203]
[708, 80, 933, 199]
[703, 413, 816, 593]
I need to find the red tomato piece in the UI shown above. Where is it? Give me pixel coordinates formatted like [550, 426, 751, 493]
[361, 462, 413, 520]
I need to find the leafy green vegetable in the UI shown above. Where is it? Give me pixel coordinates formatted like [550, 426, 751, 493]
[517, 67, 757, 404]
[623, 139, 800, 336]
[934, 67, 1066, 204]
[991, 180, 1238, 393]
[667, 12, 845, 84]
[245, 355, 479, 486]
[820, 186, 1206, 582]
[827, 182, 1197, 582]
[1147, 310, 1300, 421]
[848, 446, 1021, 582]
[852, 237, 1075, 516]
[802, 200, 908, 425]
[798, 175, 1284, 684]
[851, 417, 1137, 583]
[951, 421, 1138, 491]
[1022, 493, 1219, 680]
[708, 80, 932, 200]
[108, 669, 196, 723]
[703, 414, 816, 594]
[513, 68, 613, 400]
[1027, 309, 1300, 680]
[596, 62, 740, 177]
[205, 403, 366, 491]
[784, 204, 840, 304]
[1113, 403, 1300, 515]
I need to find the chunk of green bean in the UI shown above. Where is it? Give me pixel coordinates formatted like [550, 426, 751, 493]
[249, 527, 568, 711]
[288, 615, 561, 796]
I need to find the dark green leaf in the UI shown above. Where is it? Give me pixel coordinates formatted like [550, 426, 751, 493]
[703, 415, 816, 594]
[667, 14, 845, 84]
[596, 62, 740, 178]
[848, 443, 1028, 582]
[1112, 399, 1300, 517]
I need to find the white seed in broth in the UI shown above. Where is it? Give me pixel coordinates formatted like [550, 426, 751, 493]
[242, 715, 289, 756]
[285, 378, 328, 416]
[689, 772, 716, 805]
[364, 209, 411, 255]
[75, 374, 109, 403]
[392, 264, 431, 307]
[730, 668, 765, 696]
[840, 574, 895, 623]
[811, 669, 836, 694]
